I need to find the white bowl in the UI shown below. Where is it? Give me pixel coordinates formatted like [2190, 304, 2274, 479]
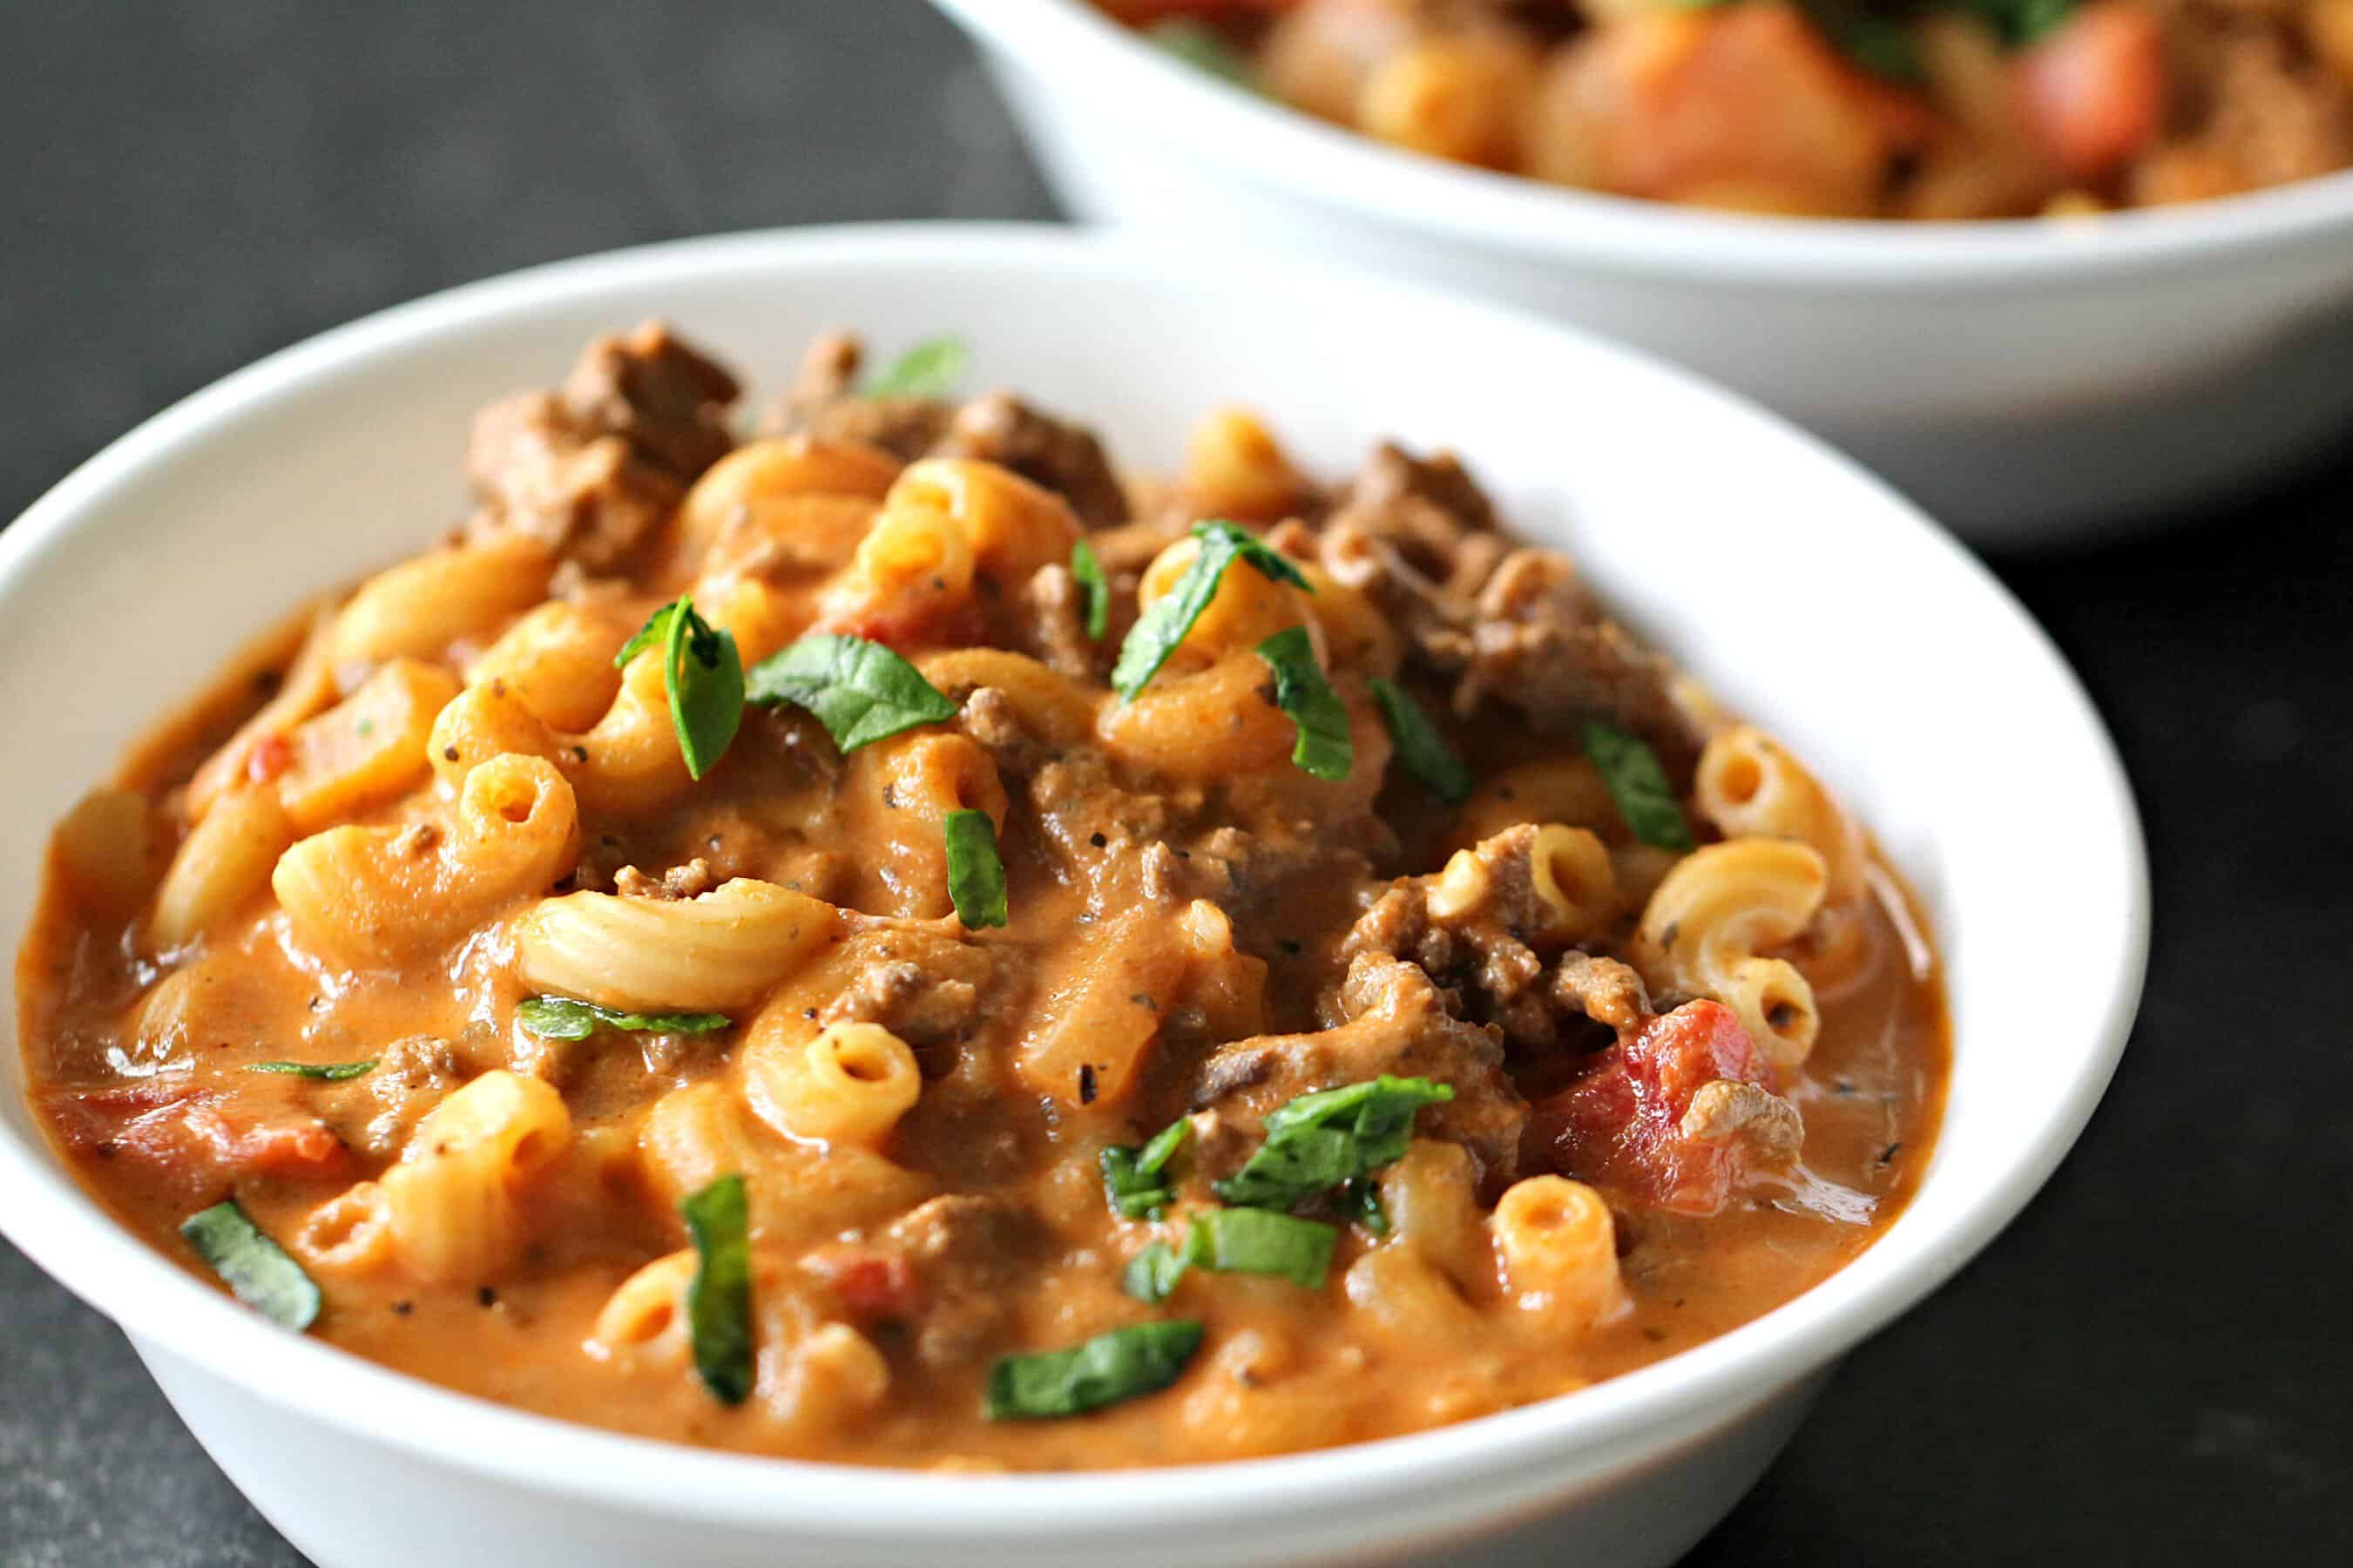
[932, 0, 2353, 546]
[0, 224, 2146, 1566]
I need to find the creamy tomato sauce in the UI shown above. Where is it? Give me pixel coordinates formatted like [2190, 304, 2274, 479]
[17, 325, 1946, 1468]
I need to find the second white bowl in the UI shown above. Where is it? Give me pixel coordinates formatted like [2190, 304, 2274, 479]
[936, 0, 2353, 545]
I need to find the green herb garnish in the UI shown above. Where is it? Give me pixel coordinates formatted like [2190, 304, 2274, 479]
[1071, 537, 1110, 641]
[1369, 676, 1472, 806]
[984, 1321, 1204, 1420]
[681, 1173, 754, 1405]
[1957, 0, 2075, 45]
[1109, 522, 1310, 700]
[1582, 720, 1694, 852]
[1254, 625, 1353, 781]
[943, 809, 1010, 929]
[1338, 1177, 1389, 1237]
[865, 335, 970, 400]
[1122, 1206, 1338, 1301]
[1145, 18, 1258, 90]
[517, 997, 730, 1041]
[616, 598, 744, 781]
[1101, 1117, 1195, 1220]
[1831, 15, 1924, 81]
[180, 1200, 321, 1331]
[246, 1059, 376, 1081]
[1214, 1075, 1454, 1212]
[745, 632, 958, 754]
[1183, 1207, 1337, 1290]
[1122, 1241, 1189, 1305]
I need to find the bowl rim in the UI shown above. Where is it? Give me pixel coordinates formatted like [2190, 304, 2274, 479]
[0, 222, 2148, 1539]
[932, 0, 2353, 288]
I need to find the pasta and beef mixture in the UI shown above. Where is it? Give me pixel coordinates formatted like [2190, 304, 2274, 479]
[1103, 0, 2353, 218]
[19, 324, 1946, 1466]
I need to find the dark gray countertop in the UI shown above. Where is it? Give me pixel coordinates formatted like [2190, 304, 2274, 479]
[4, 3, 2348, 1563]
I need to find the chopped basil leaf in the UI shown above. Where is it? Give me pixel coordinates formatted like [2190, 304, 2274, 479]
[984, 1321, 1204, 1420]
[745, 632, 958, 754]
[1145, 18, 1258, 89]
[681, 1173, 754, 1405]
[1582, 720, 1694, 852]
[1268, 1076, 1456, 1155]
[180, 1200, 320, 1331]
[616, 598, 744, 781]
[1109, 522, 1310, 700]
[1136, 1116, 1193, 1179]
[1214, 1075, 1455, 1211]
[1831, 15, 1923, 82]
[1101, 1118, 1195, 1220]
[1340, 1177, 1389, 1236]
[1126, 1204, 1337, 1301]
[1070, 537, 1110, 641]
[1209, 1125, 1356, 1211]
[1100, 1146, 1166, 1220]
[865, 335, 970, 399]
[1369, 677, 1472, 805]
[1122, 1241, 1188, 1304]
[246, 1059, 376, 1081]
[613, 604, 672, 667]
[1957, 0, 2075, 45]
[517, 996, 730, 1041]
[1254, 625, 1353, 781]
[943, 809, 1010, 929]
[1207, 521, 1311, 592]
[1184, 1207, 1337, 1290]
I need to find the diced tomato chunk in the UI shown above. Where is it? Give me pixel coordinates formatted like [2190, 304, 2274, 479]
[801, 1243, 923, 1322]
[46, 1085, 349, 1186]
[179, 1103, 351, 1179]
[1531, 999, 1769, 1216]
[1533, 5, 1914, 216]
[246, 732, 293, 785]
[2016, 3, 2167, 180]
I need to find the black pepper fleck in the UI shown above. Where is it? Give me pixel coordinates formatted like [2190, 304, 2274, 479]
[1078, 1064, 1098, 1105]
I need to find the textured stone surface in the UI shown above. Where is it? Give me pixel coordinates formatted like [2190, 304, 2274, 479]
[3, 2, 2348, 1564]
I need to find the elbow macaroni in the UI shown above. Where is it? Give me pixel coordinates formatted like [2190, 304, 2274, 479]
[1182, 408, 1306, 524]
[1633, 837, 1829, 1070]
[1694, 726, 1867, 903]
[465, 602, 628, 733]
[515, 877, 841, 1014]
[276, 659, 462, 833]
[1490, 1175, 1627, 1330]
[846, 732, 1008, 919]
[886, 457, 1081, 583]
[274, 754, 578, 968]
[329, 533, 555, 669]
[1427, 823, 1619, 950]
[150, 786, 296, 952]
[378, 1069, 571, 1285]
[740, 1017, 923, 1152]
